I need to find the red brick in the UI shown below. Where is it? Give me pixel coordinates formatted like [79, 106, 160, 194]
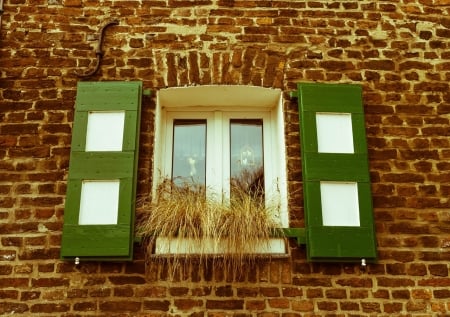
[325, 289, 347, 299]
[335, 278, 373, 288]
[260, 287, 280, 297]
[0, 290, 19, 300]
[384, 302, 403, 313]
[30, 303, 69, 313]
[174, 299, 203, 310]
[206, 300, 244, 310]
[362, 302, 381, 313]
[31, 278, 69, 288]
[73, 301, 97, 311]
[364, 60, 396, 70]
[429, 264, 449, 277]
[293, 277, 332, 287]
[292, 300, 315, 312]
[142, 300, 170, 311]
[108, 276, 146, 285]
[317, 301, 337, 311]
[377, 277, 415, 287]
[0, 302, 29, 315]
[340, 301, 359, 311]
[245, 299, 265, 310]
[100, 301, 141, 312]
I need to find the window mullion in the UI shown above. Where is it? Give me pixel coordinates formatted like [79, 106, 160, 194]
[206, 111, 223, 201]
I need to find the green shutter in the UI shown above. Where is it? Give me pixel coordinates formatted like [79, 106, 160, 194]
[297, 82, 377, 262]
[61, 81, 143, 261]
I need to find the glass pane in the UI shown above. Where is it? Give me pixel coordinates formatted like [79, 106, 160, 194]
[172, 120, 206, 188]
[230, 119, 264, 205]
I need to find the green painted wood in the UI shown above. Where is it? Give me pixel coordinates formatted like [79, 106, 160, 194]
[61, 225, 131, 257]
[69, 152, 135, 178]
[297, 82, 377, 262]
[61, 81, 143, 261]
[303, 153, 370, 182]
[75, 82, 142, 111]
[281, 228, 306, 245]
[70, 111, 88, 151]
[298, 82, 363, 113]
[123, 111, 140, 151]
[307, 226, 377, 259]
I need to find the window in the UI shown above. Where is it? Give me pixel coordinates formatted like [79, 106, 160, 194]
[153, 86, 288, 254]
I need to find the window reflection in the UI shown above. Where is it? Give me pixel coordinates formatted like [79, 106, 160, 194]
[230, 119, 264, 205]
[172, 120, 206, 188]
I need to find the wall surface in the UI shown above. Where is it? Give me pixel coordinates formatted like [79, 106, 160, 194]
[1, 0, 450, 316]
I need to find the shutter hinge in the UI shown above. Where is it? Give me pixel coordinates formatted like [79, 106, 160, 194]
[289, 91, 298, 99]
[280, 228, 306, 245]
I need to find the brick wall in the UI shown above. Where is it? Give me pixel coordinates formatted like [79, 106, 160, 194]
[1, 0, 450, 315]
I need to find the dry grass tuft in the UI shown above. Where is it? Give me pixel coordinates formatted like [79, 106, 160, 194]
[136, 178, 284, 277]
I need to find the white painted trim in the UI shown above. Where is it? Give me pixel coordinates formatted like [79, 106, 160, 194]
[155, 237, 287, 255]
[158, 85, 281, 109]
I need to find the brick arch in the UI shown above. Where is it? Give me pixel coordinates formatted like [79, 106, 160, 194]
[153, 48, 288, 89]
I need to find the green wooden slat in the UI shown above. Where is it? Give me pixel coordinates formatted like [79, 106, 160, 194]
[70, 111, 89, 151]
[63, 180, 82, 224]
[61, 225, 131, 258]
[123, 111, 139, 151]
[297, 82, 377, 262]
[303, 153, 370, 182]
[298, 82, 363, 113]
[61, 81, 143, 261]
[307, 226, 377, 259]
[75, 82, 142, 111]
[68, 152, 135, 178]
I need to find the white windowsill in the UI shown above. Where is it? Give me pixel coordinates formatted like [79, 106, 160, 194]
[154, 237, 288, 256]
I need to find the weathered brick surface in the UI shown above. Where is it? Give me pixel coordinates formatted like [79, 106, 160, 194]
[1, 0, 450, 315]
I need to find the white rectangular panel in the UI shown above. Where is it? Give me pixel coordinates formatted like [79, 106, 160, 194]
[320, 182, 360, 227]
[154, 237, 287, 255]
[79, 180, 120, 225]
[86, 112, 125, 151]
[316, 113, 354, 153]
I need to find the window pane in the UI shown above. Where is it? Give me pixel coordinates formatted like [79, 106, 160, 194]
[230, 119, 264, 205]
[172, 120, 206, 187]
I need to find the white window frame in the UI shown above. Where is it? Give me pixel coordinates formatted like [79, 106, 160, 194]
[153, 86, 288, 254]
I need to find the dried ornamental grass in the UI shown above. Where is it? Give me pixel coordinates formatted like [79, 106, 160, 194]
[136, 178, 284, 275]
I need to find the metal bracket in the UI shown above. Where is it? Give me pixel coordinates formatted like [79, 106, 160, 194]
[289, 91, 298, 99]
[281, 228, 306, 245]
[75, 19, 119, 78]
